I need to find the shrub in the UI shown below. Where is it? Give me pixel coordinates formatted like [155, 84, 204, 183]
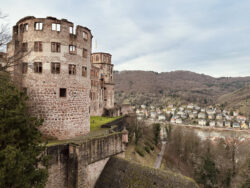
[135, 146, 145, 157]
[153, 123, 161, 145]
[144, 141, 154, 151]
[144, 146, 151, 153]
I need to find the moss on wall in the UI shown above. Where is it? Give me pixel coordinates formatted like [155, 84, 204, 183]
[95, 157, 199, 188]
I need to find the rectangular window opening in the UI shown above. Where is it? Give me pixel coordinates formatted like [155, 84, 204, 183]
[22, 42, 28, 52]
[51, 62, 60, 74]
[82, 66, 87, 77]
[69, 64, 76, 75]
[51, 42, 61, 52]
[34, 62, 42, 73]
[22, 62, 28, 74]
[60, 88, 66, 97]
[69, 45, 76, 54]
[82, 48, 87, 58]
[34, 41, 43, 52]
[83, 31, 88, 40]
[34, 22, 43, 30]
[52, 23, 61, 31]
[69, 26, 76, 34]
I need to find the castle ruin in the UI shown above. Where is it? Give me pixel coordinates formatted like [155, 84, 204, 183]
[6, 16, 114, 140]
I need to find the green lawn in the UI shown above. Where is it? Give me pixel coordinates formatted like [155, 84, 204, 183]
[90, 116, 121, 131]
[47, 116, 121, 146]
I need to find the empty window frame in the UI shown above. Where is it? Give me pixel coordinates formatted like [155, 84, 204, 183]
[69, 45, 76, 54]
[95, 55, 99, 61]
[52, 23, 61, 31]
[15, 40, 19, 49]
[82, 48, 87, 58]
[83, 31, 88, 40]
[51, 62, 60, 74]
[69, 64, 76, 75]
[69, 26, 76, 34]
[34, 41, 43, 52]
[60, 88, 66, 97]
[51, 42, 61, 52]
[22, 62, 28, 74]
[82, 66, 87, 77]
[24, 23, 28, 31]
[34, 22, 43, 30]
[13, 26, 18, 34]
[34, 62, 42, 73]
[22, 42, 28, 52]
[20, 23, 28, 32]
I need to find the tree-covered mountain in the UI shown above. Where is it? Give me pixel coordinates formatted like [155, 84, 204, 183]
[114, 70, 250, 114]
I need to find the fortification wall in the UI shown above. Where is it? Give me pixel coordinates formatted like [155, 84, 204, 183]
[85, 158, 109, 188]
[45, 132, 127, 188]
[8, 16, 92, 139]
[95, 157, 199, 188]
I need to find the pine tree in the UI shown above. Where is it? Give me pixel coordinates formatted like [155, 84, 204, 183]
[0, 74, 48, 188]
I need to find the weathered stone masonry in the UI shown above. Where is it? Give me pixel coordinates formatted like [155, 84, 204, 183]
[90, 53, 114, 116]
[45, 132, 127, 188]
[7, 16, 116, 139]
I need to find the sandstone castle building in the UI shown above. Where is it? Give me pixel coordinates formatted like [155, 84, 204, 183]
[6, 16, 114, 140]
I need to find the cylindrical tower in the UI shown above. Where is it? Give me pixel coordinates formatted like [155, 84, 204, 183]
[7, 16, 92, 140]
[91, 52, 114, 109]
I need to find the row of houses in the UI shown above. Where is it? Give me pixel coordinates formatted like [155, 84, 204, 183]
[135, 103, 250, 129]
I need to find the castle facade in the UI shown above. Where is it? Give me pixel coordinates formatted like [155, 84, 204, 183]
[6, 16, 114, 140]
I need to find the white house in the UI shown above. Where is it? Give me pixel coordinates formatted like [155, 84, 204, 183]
[137, 116, 143, 121]
[237, 115, 247, 123]
[201, 108, 206, 112]
[233, 111, 239, 116]
[232, 122, 240, 128]
[198, 112, 206, 119]
[187, 104, 194, 109]
[177, 111, 185, 116]
[198, 119, 207, 126]
[216, 114, 223, 120]
[209, 121, 216, 127]
[176, 118, 183, 124]
[170, 118, 176, 124]
[225, 121, 231, 128]
[150, 112, 157, 119]
[216, 121, 224, 127]
[158, 115, 166, 121]
[208, 114, 215, 120]
[181, 114, 187, 119]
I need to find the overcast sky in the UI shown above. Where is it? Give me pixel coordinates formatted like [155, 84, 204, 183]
[1, 0, 250, 77]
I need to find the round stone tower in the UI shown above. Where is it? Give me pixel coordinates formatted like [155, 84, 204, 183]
[7, 16, 92, 140]
[91, 52, 114, 109]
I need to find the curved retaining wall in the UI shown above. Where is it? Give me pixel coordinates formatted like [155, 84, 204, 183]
[95, 157, 199, 188]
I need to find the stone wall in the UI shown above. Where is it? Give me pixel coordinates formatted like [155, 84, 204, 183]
[45, 132, 127, 188]
[85, 158, 109, 188]
[90, 65, 104, 116]
[7, 16, 92, 140]
[95, 157, 199, 188]
[46, 144, 70, 188]
[91, 53, 114, 110]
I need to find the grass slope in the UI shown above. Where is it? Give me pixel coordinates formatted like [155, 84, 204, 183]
[90, 116, 121, 131]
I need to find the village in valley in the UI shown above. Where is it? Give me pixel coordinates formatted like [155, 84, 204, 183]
[135, 103, 250, 129]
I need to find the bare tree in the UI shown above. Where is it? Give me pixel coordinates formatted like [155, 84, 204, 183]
[0, 11, 33, 86]
[0, 11, 10, 48]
